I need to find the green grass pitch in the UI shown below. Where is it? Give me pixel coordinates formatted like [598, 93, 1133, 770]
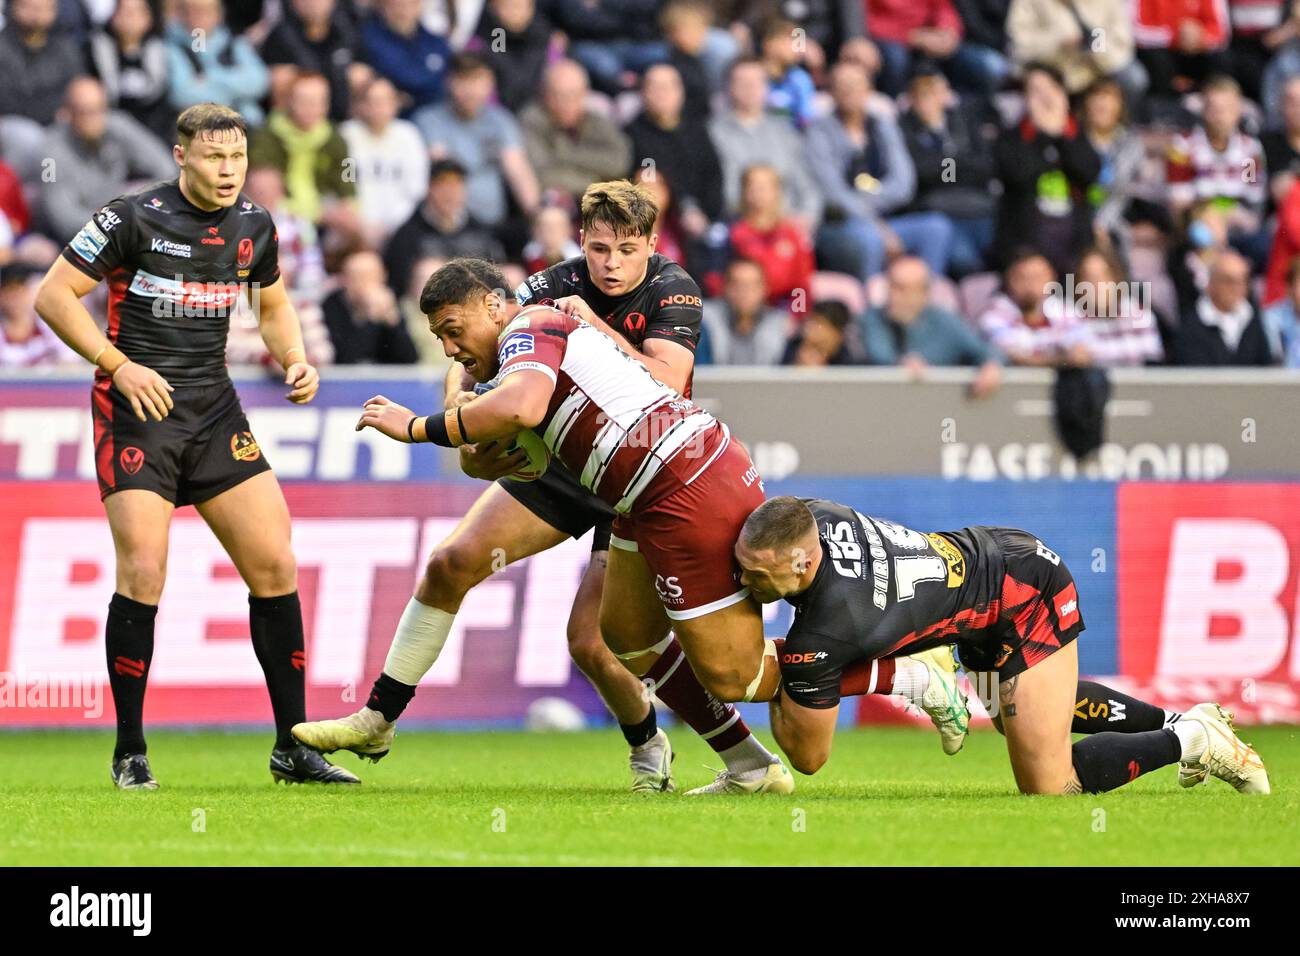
[2, 725, 1297, 867]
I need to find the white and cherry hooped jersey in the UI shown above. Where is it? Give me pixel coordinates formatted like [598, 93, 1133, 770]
[495, 305, 731, 515]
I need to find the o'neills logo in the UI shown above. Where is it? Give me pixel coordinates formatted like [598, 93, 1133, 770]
[237, 237, 254, 268]
[231, 431, 261, 462]
[201, 226, 224, 246]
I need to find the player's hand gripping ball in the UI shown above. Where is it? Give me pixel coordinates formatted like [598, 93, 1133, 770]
[505, 430, 551, 481]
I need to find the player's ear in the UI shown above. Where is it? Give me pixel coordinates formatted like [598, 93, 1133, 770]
[647, 232, 659, 254]
[172, 144, 185, 168]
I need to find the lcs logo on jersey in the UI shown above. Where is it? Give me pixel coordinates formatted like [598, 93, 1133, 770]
[499, 333, 535, 361]
[655, 575, 684, 605]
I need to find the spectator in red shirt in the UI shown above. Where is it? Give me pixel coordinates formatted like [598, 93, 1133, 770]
[1133, 0, 1232, 97]
[0, 159, 32, 241]
[865, 0, 965, 96]
[730, 164, 816, 311]
[1265, 176, 1300, 304]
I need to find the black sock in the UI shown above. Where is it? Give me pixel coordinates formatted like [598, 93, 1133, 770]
[107, 593, 157, 761]
[249, 592, 307, 750]
[619, 705, 658, 748]
[1072, 729, 1181, 793]
[1072, 680, 1168, 734]
[367, 672, 416, 723]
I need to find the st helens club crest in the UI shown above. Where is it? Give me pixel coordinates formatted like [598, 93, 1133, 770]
[237, 237, 254, 268]
[120, 446, 145, 475]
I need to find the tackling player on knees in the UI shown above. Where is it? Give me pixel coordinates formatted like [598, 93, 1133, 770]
[736, 497, 1270, 796]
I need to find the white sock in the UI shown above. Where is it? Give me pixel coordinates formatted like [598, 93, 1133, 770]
[892, 658, 931, 705]
[382, 597, 455, 686]
[1162, 709, 1182, 728]
[1171, 718, 1208, 762]
[719, 735, 776, 775]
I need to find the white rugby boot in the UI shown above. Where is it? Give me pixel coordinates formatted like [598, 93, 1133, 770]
[909, 645, 971, 755]
[629, 728, 676, 793]
[684, 760, 795, 796]
[292, 707, 396, 763]
[1177, 702, 1270, 795]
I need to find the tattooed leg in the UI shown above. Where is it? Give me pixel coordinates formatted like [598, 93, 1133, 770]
[999, 644, 1078, 794]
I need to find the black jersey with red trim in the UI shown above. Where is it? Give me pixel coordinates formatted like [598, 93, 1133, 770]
[514, 253, 702, 394]
[779, 500, 1004, 709]
[61, 178, 281, 387]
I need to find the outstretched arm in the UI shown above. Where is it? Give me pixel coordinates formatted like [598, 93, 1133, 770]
[356, 369, 554, 446]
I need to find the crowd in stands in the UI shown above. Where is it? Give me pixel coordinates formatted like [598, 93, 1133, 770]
[3, 0, 1300, 375]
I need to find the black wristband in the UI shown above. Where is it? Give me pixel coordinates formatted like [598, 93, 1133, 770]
[456, 406, 471, 444]
[425, 413, 453, 447]
[406, 415, 420, 442]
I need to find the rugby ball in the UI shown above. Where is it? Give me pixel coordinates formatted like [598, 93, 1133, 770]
[506, 429, 551, 481]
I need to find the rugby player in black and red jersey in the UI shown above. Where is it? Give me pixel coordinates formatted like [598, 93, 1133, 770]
[735, 497, 1271, 795]
[34, 104, 357, 788]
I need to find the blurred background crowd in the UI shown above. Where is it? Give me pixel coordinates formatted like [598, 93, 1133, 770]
[3, 0, 1300, 378]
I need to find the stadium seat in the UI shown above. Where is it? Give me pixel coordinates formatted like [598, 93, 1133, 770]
[811, 270, 867, 314]
[959, 272, 1001, 322]
[1149, 273, 1178, 325]
[584, 91, 615, 120]
[612, 91, 643, 126]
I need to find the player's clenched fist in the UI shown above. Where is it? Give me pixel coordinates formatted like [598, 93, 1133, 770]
[111, 361, 175, 422]
[356, 394, 418, 441]
[284, 361, 320, 404]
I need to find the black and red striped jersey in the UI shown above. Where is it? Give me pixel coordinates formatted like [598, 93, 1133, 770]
[60, 178, 280, 387]
[496, 305, 727, 514]
[780, 501, 1006, 709]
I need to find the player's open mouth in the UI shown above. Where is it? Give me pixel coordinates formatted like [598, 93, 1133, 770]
[460, 358, 477, 372]
[216, 184, 237, 197]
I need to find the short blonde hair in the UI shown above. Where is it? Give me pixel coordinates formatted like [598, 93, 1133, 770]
[580, 180, 659, 239]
